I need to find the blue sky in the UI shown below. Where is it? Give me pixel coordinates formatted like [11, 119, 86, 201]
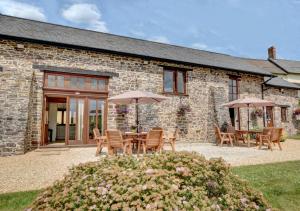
[1, 0, 300, 60]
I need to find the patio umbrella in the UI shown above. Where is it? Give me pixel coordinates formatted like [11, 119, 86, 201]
[108, 91, 169, 132]
[222, 97, 275, 131]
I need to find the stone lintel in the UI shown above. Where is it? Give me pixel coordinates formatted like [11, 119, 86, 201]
[32, 64, 119, 78]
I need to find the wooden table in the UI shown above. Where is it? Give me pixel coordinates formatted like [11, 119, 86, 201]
[123, 132, 148, 154]
[235, 130, 262, 147]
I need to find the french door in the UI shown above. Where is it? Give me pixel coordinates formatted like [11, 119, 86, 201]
[66, 97, 106, 145]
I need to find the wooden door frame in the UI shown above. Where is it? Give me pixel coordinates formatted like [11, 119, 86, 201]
[41, 90, 108, 146]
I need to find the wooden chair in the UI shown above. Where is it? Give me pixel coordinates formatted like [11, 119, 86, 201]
[163, 128, 179, 152]
[258, 128, 283, 151]
[93, 128, 107, 156]
[214, 124, 234, 147]
[137, 129, 163, 154]
[106, 130, 133, 155]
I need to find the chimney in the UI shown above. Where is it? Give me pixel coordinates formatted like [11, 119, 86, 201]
[268, 46, 276, 59]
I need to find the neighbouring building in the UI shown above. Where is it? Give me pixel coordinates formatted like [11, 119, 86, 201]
[0, 15, 299, 156]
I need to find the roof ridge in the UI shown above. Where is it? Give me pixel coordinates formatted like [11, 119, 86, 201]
[0, 14, 241, 59]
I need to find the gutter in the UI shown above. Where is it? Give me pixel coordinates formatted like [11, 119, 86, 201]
[0, 34, 272, 77]
[268, 58, 289, 74]
[261, 75, 277, 99]
[261, 75, 276, 127]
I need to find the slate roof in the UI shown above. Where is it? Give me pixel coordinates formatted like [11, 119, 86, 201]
[270, 59, 300, 74]
[0, 15, 271, 76]
[246, 59, 286, 75]
[264, 76, 300, 89]
[242, 58, 300, 90]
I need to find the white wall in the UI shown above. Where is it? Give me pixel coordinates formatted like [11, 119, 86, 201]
[48, 103, 57, 141]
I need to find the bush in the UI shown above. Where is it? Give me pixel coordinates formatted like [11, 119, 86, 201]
[29, 152, 271, 210]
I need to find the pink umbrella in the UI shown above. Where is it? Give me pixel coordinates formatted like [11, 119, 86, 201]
[108, 91, 169, 132]
[222, 97, 275, 131]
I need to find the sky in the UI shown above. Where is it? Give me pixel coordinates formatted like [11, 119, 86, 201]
[0, 0, 300, 60]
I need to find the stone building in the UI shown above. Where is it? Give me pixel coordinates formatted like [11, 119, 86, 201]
[0, 15, 299, 156]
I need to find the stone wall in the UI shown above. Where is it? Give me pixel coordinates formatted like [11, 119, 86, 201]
[264, 87, 299, 135]
[0, 38, 298, 155]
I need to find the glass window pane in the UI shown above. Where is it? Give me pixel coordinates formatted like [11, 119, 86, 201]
[164, 71, 174, 92]
[89, 100, 97, 139]
[77, 99, 84, 141]
[232, 80, 236, 86]
[91, 79, 98, 90]
[229, 79, 233, 87]
[177, 71, 185, 93]
[57, 76, 64, 88]
[98, 80, 106, 90]
[57, 111, 62, 124]
[97, 100, 104, 135]
[78, 78, 85, 89]
[48, 75, 56, 87]
[70, 77, 77, 89]
[69, 98, 76, 140]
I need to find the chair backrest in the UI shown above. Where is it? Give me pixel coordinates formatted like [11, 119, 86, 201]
[93, 128, 101, 139]
[271, 128, 283, 142]
[152, 127, 163, 130]
[262, 127, 273, 136]
[146, 130, 163, 147]
[106, 130, 123, 148]
[214, 124, 222, 142]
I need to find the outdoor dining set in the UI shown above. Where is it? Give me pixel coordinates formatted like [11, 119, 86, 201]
[93, 127, 178, 156]
[215, 124, 283, 151]
[215, 97, 284, 151]
[99, 90, 283, 155]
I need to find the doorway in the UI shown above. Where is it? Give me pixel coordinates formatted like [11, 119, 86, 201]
[266, 106, 274, 127]
[46, 97, 67, 145]
[41, 71, 109, 146]
[229, 108, 240, 129]
[43, 96, 106, 146]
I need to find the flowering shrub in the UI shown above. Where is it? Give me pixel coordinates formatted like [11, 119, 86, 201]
[29, 152, 271, 210]
[293, 108, 300, 116]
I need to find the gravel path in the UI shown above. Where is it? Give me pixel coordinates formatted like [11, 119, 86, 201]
[1, 139, 300, 193]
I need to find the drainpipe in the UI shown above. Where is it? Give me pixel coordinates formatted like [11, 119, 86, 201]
[261, 75, 276, 127]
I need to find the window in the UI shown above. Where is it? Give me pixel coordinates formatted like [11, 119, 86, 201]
[228, 77, 239, 101]
[163, 68, 186, 94]
[56, 110, 66, 125]
[281, 107, 288, 122]
[45, 73, 108, 92]
[48, 75, 65, 88]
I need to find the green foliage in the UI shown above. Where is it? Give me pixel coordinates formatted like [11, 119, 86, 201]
[0, 190, 40, 211]
[29, 152, 270, 210]
[233, 161, 300, 211]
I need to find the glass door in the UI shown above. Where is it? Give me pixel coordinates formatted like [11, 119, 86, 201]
[68, 97, 85, 145]
[88, 99, 105, 144]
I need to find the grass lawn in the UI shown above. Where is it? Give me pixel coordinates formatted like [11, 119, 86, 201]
[288, 134, 300, 140]
[232, 160, 300, 211]
[0, 190, 40, 211]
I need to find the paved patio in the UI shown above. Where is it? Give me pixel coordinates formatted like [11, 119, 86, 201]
[0, 139, 300, 194]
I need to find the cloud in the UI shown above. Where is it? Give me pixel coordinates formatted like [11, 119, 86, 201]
[62, 3, 108, 32]
[191, 43, 209, 50]
[191, 42, 239, 55]
[148, 36, 170, 44]
[0, 0, 46, 21]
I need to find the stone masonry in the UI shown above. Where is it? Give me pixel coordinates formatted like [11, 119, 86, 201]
[0, 38, 299, 156]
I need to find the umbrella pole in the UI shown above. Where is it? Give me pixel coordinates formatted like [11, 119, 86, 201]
[135, 98, 139, 133]
[247, 104, 250, 131]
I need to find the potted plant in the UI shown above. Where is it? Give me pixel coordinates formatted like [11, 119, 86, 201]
[130, 125, 137, 133]
[177, 104, 191, 116]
